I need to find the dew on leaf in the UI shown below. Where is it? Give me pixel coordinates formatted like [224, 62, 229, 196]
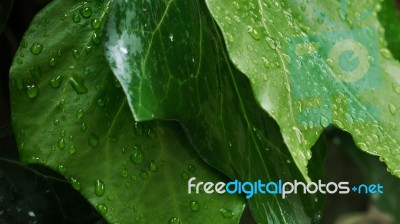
[246, 26, 261, 40]
[69, 145, 76, 154]
[49, 57, 57, 67]
[181, 172, 189, 180]
[190, 201, 199, 211]
[220, 208, 234, 218]
[149, 160, 158, 172]
[76, 109, 85, 119]
[139, 170, 148, 179]
[92, 32, 101, 45]
[96, 203, 108, 215]
[69, 74, 88, 94]
[130, 147, 144, 164]
[169, 217, 181, 224]
[72, 13, 81, 23]
[320, 116, 330, 128]
[232, 1, 240, 9]
[30, 43, 43, 55]
[91, 18, 101, 30]
[389, 103, 396, 115]
[49, 76, 63, 88]
[380, 48, 391, 59]
[188, 164, 195, 173]
[58, 138, 65, 149]
[89, 133, 99, 148]
[70, 177, 81, 190]
[120, 169, 128, 178]
[58, 165, 67, 173]
[81, 122, 87, 132]
[95, 179, 105, 197]
[392, 83, 400, 95]
[25, 84, 39, 99]
[80, 6, 92, 18]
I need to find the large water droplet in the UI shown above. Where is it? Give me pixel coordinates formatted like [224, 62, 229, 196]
[247, 26, 261, 40]
[25, 84, 39, 99]
[49, 76, 63, 88]
[220, 208, 234, 218]
[69, 74, 88, 94]
[80, 6, 92, 18]
[92, 32, 101, 45]
[30, 43, 43, 55]
[95, 179, 105, 197]
[91, 18, 101, 30]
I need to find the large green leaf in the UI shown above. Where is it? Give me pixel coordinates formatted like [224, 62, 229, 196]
[204, 0, 400, 180]
[8, 0, 245, 223]
[104, 0, 326, 223]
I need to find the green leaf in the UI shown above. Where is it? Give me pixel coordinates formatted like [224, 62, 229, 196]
[204, 0, 400, 180]
[337, 130, 400, 222]
[9, 0, 244, 223]
[0, 0, 13, 32]
[104, 0, 326, 223]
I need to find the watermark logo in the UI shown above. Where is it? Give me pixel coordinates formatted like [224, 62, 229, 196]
[286, 1, 382, 127]
[188, 178, 384, 199]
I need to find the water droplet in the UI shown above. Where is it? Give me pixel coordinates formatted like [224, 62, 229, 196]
[96, 203, 108, 215]
[181, 172, 189, 180]
[95, 179, 105, 197]
[232, 1, 240, 9]
[300, 3, 306, 11]
[220, 208, 234, 218]
[169, 217, 181, 224]
[70, 177, 81, 190]
[188, 164, 195, 173]
[91, 18, 101, 30]
[81, 122, 87, 132]
[226, 33, 234, 42]
[326, 58, 334, 67]
[72, 13, 81, 23]
[69, 145, 76, 154]
[139, 170, 148, 179]
[380, 48, 391, 59]
[69, 74, 88, 94]
[320, 116, 330, 128]
[89, 134, 99, 148]
[389, 103, 396, 115]
[190, 201, 199, 211]
[265, 37, 276, 49]
[49, 76, 63, 88]
[76, 109, 84, 119]
[130, 147, 144, 164]
[53, 119, 60, 125]
[80, 6, 92, 18]
[107, 194, 115, 201]
[262, 57, 270, 68]
[58, 165, 67, 173]
[25, 84, 39, 99]
[149, 160, 158, 172]
[30, 43, 43, 55]
[49, 57, 57, 67]
[389, 122, 397, 130]
[120, 168, 128, 178]
[358, 143, 367, 151]
[58, 138, 65, 149]
[392, 83, 400, 95]
[92, 32, 101, 45]
[247, 26, 261, 40]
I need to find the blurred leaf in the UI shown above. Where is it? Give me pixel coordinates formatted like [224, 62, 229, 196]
[104, 0, 326, 223]
[8, 0, 245, 223]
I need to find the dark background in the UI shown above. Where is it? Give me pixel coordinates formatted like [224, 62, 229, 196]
[0, 0, 399, 223]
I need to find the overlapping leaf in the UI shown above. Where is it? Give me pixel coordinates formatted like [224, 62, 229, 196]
[104, 0, 326, 223]
[8, 0, 244, 223]
[205, 0, 400, 180]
